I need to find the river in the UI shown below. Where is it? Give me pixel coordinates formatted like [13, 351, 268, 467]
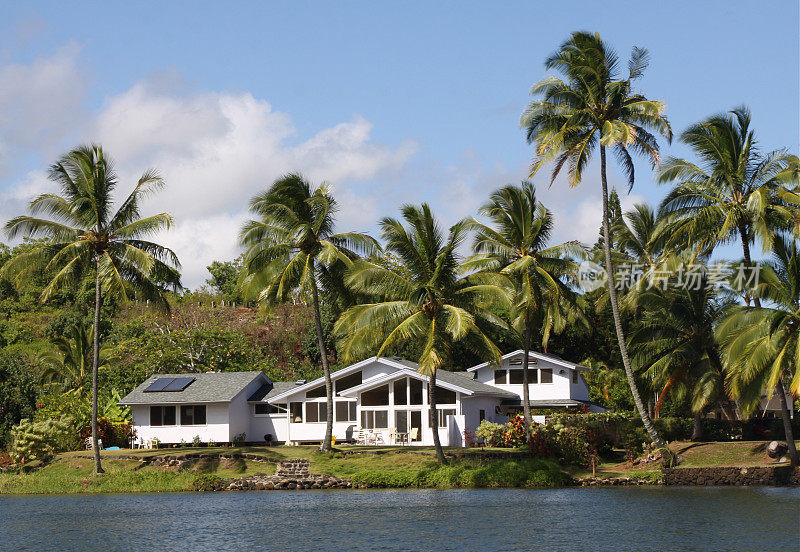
[1, 487, 798, 551]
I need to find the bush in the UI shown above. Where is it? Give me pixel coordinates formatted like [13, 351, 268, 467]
[475, 420, 505, 447]
[10, 417, 79, 463]
[502, 415, 528, 447]
[79, 418, 133, 448]
[189, 474, 226, 491]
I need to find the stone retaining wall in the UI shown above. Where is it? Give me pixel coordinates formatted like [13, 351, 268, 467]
[663, 466, 800, 486]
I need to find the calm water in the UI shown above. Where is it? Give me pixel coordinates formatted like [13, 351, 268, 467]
[1, 487, 798, 552]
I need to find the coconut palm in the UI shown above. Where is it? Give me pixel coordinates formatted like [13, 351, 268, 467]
[38, 322, 101, 394]
[335, 204, 505, 463]
[656, 106, 800, 295]
[466, 181, 584, 437]
[717, 237, 800, 465]
[520, 31, 672, 447]
[629, 278, 734, 440]
[238, 173, 379, 453]
[2, 145, 182, 473]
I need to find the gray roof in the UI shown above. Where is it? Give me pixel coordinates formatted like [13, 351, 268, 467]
[120, 371, 265, 405]
[387, 357, 514, 397]
[248, 381, 297, 402]
[500, 398, 596, 407]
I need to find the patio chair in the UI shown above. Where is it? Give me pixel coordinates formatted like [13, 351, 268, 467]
[374, 432, 385, 445]
[409, 428, 419, 443]
[355, 429, 368, 445]
[85, 437, 104, 451]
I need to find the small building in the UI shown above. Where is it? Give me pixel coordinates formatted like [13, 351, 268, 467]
[120, 350, 603, 447]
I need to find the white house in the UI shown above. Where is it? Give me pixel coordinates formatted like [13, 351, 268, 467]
[120, 350, 603, 447]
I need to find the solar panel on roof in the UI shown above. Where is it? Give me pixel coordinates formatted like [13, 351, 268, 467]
[143, 378, 174, 392]
[162, 377, 195, 392]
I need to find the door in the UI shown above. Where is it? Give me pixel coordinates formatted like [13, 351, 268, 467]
[410, 410, 422, 442]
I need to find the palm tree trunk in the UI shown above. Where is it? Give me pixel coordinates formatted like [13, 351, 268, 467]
[309, 266, 334, 453]
[739, 227, 797, 465]
[599, 145, 666, 449]
[92, 265, 104, 474]
[428, 370, 447, 464]
[691, 411, 704, 441]
[521, 323, 533, 442]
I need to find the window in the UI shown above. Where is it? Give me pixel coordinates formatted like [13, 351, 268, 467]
[479, 409, 486, 422]
[180, 405, 206, 425]
[150, 405, 176, 426]
[434, 386, 456, 404]
[335, 371, 362, 393]
[572, 370, 579, 384]
[254, 403, 286, 416]
[289, 402, 303, 423]
[335, 401, 357, 422]
[438, 409, 456, 427]
[393, 379, 407, 405]
[494, 369, 507, 384]
[509, 358, 522, 366]
[305, 402, 328, 423]
[362, 384, 390, 406]
[361, 410, 388, 429]
[306, 385, 326, 398]
[509, 369, 524, 384]
[540, 368, 553, 384]
[409, 379, 423, 405]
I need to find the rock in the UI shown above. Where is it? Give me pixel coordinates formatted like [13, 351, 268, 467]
[767, 441, 788, 459]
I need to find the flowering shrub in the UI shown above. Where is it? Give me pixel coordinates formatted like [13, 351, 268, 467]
[79, 418, 133, 448]
[503, 415, 529, 447]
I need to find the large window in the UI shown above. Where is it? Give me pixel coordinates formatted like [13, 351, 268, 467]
[335, 401, 357, 422]
[434, 386, 456, 404]
[180, 405, 206, 425]
[361, 410, 388, 429]
[437, 409, 456, 427]
[393, 379, 407, 405]
[494, 369, 507, 384]
[305, 402, 328, 423]
[254, 403, 286, 416]
[572, 370, 579, 384]
[509, 369, 537, 384]
[335, 371, 362, 393]
[289, 402, 303, 423]
[540, 368, 553, 384]
[362, 384, 390, 406]
[150, 405, 176, 426]
[306, 385, 326, 398]
[410, 379, 423, 405]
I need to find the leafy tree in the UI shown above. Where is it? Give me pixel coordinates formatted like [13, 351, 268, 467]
[1, 145, 182, 473]
[521, 31, 672, 448]
[718, 237, 800, 465]
[206, 257, 244, 303]
[335, 204, 505, 463]
[467, 181, 585, 437]
[0, 351, 38, 450]
[238, 173, 378, 452]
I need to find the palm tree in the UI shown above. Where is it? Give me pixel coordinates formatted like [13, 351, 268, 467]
[2, 145, 182, 474]
[38, 322, 100, 394]
[335, 204, 505, 463]
[467, 181, 584, 437]
[717, 237, 800, 465]
[629, 278, 734, 440]
[238, 173, 379, 453]
[520, 31, 672, 448]
[656, 106, 799, 294]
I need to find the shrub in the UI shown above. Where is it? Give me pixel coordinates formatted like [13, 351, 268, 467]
[475, 420, 505, 447]
[232, 433, 247, 446]
[79, 418, 132, 448]
[189, 474, 226, 491]
[502, 415, 528, 448]
[192, 435, 202, 447]
[10, 417, 79, 463]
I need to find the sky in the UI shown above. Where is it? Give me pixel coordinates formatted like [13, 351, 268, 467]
[0, 1, 798, 288]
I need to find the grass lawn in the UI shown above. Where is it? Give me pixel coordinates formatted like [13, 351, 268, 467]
[668, 440, 799, 468]
[0, 445, 568, 494]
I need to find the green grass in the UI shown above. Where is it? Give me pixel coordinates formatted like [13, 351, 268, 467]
[0, 445, 567, 494]
[669, 440, 799, 468]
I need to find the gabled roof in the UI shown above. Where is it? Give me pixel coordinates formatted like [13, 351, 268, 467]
[247, 381, 297, 402]
[120, 371, 268, 405]
[265, 356, 419, 403]
[466, 350, 590, 372]
[337, 364, 515, 398]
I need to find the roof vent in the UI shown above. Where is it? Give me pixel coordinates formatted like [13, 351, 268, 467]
[294, 380, 307, 386]
[392, 356, 403, 361]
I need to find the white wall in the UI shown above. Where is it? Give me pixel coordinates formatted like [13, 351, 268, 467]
[249, 413, 288, 443]
[131, 403, 231, 444]
[227, 377, 266, 441]
[473, 356, 584, 401]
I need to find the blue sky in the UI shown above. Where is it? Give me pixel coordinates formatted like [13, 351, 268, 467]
[1, 1, 798, 287]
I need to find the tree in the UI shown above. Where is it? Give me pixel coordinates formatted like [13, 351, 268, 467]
[467, 181, 584, 438]
[521, 31, 672, 448]
[206, 257, 244, 303]
[335, 204, 505, 463]
[2, 145, 182, 473]
[238, 173, 378, 452]
[629, 277, 734, 440]
[38, 321, 103, 394]
[717, 237, 800, 465]
[657, 107, 799, 271]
